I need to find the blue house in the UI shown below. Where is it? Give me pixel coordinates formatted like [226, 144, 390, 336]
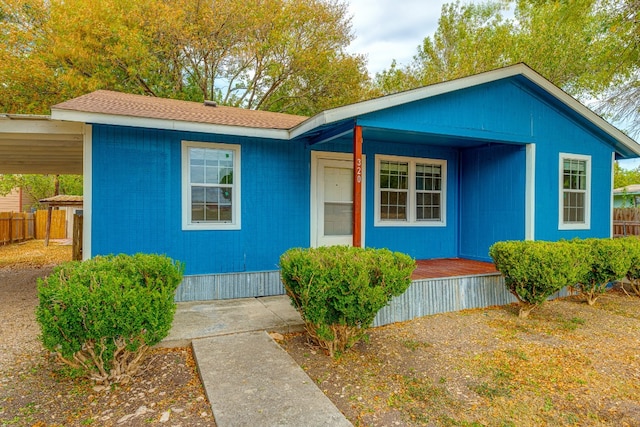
[48, 64, 640, 302]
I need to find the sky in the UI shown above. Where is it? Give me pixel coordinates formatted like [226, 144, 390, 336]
[345, 0, 469, 76]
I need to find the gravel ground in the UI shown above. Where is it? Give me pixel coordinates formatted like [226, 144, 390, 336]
[0, 265, 214, 426]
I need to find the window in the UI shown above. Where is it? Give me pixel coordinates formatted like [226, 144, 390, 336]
[559, 153, 590, 230]
[375, 155, 446, 226]
[182, 141, 241, 230]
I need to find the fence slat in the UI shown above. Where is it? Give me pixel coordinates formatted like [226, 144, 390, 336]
[613, 208, 640, 237]
[0, 212, 36, 245]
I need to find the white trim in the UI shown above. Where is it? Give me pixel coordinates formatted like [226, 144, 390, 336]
[611, 152, 615, 238]
[525, 144, 536, 240]
[374, 154, 447, 227]
[310, 151, 366, 247]
[181, 141, 241, 230]
[51, 109, 291, 140]
[82, 124, 92, 260]
[558, 152, 591, 230]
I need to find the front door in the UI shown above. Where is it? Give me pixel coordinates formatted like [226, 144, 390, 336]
[312, 153, 364, 247]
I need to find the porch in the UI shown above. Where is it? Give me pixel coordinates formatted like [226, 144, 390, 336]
[175, 257, 521, 327]
[412, 258, 497, 280]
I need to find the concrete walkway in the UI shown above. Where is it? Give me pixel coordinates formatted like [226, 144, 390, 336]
[160, 296, 352, 427]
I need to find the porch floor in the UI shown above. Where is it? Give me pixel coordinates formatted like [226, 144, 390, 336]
[412, 258, 498, 280]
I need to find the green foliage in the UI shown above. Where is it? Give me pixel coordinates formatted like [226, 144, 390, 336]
[372, 0, 639, 137]
[620, 237, 640, 297]
[613, 162, 640, 189]
[574, 238, 631, 305]
[489, 240, 591, 317]
[280, 246, 415, 357]
[36, 253, 183, 384]
[0, 174, 82, 209]
[0, 0, 369, 116]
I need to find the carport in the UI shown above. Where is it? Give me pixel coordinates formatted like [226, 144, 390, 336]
[0, 114, 87, 257]
[0, 114, 84, 174]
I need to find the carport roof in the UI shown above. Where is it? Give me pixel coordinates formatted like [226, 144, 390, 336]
[0, 114, 84, 175]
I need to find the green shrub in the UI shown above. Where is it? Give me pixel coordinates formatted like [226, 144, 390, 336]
[620, 237, 640, 297]
[36, 253, 183, 385]
[280, 246, 415, 357]
[489, 241, 590, 318]
[574, 238, 631, 305]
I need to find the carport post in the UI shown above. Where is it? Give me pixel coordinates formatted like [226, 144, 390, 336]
[353, 125, 363, 247]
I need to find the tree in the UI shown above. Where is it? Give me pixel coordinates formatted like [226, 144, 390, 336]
[0, 175, 82, 208]
[0, 0, 370, 116]
[595, 0, 640, 135]
[372, 0, 638, 137]
[614, 161, 640, 188]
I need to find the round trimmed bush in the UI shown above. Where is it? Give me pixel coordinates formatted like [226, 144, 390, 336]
[36, 253, 183, 384]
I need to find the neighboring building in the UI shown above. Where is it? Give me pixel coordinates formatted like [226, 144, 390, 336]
[0, 188, 34, 212]
[613, 184, 640, 208]
[44, 64, 640, 300]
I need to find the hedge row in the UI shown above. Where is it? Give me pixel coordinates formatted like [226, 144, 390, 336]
[489, 237, 640, 317]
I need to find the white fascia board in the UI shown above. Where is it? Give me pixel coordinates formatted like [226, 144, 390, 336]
[51, 109, 291, 140]
[0, 116, 84, 135]
[518, 68, 640, 157]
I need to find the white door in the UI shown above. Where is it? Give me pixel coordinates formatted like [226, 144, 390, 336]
[316, 158, 354, 246]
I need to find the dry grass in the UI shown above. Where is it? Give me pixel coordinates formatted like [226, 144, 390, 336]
[0, 239, 71, 269]
[282, 291, 640, 426]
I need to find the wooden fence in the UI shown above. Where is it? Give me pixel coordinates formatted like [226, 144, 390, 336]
[0, 210, 67, 245]
[613, 208, 640, 237]
[0, 212, 35, 245]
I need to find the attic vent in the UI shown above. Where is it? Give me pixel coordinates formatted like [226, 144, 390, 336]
[204, 100, 217, 107]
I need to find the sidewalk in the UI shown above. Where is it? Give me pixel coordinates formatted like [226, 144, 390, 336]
[160, 296, 352, 427]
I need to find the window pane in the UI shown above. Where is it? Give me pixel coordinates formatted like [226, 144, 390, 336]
[192, 187, 205, 203]
[563, 191, 585, 223]
[191, 165, 204, 184]
[188, 146, 236, 224]
[380, 190, 407, 220]
[324, 202, 353, 235]
[380, 160, 408, 189]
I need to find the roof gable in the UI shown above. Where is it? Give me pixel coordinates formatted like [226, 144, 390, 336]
[292, 63, 640, 157]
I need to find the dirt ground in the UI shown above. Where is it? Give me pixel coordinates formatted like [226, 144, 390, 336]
[281, 290, 640, 426]
[2, 241, 640, 426]
[0, 242, 214, 426]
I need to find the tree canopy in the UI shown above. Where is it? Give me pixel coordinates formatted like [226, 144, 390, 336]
[0, 0, 370, 116]
[373, 0, 639, 137]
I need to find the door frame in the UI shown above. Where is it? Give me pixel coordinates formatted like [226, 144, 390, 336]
[310, 151, 366, 247]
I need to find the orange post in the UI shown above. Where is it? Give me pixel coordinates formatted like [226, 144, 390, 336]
[353, 125, 363, 247]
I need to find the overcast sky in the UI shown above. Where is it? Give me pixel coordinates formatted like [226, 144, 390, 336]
[346, 0, 467, 76]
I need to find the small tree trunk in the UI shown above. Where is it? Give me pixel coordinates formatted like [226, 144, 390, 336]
[518, 304, 535, 318]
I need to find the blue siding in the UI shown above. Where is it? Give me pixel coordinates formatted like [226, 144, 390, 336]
[90, 73, 619, 283]
[459, 144, 526, 260]
[92, 125, 309, 275]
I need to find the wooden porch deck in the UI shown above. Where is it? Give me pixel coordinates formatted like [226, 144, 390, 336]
[411, 258, 498, 280]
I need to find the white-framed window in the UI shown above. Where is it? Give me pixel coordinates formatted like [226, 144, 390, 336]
[559, 153, 590, 230]
[375, 155, 446, 226]
[182, 141, 241, 230]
